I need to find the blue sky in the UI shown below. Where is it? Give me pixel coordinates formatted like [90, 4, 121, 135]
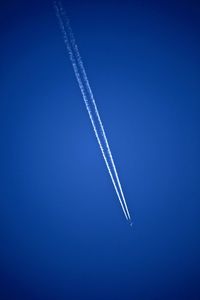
[1, 0, 200, 299]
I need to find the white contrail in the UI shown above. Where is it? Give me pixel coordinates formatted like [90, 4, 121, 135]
[54, 1, 131, 222]
[59, 7, 131, 221]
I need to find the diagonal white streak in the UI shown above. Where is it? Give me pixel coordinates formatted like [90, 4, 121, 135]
[54, 1, 131, 222]
[59, 8, 131, 221]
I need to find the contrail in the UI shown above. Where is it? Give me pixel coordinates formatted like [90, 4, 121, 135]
[54, 1, 131, 223]
[57, 4, 131, 221]
[54, 2, 128, 221]
[62, 13, 131, 221]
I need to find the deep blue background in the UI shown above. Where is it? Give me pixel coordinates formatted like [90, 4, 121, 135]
[1, 0, 200, 299]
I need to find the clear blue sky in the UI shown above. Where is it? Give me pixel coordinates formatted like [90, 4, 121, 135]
[1, 0, 200, 299]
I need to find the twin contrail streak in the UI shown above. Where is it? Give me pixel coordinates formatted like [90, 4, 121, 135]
[54, 1, 132, 223]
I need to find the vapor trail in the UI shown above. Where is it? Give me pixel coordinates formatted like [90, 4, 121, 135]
[60, 10, 131, 221]
[54, 1, 131, 222]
